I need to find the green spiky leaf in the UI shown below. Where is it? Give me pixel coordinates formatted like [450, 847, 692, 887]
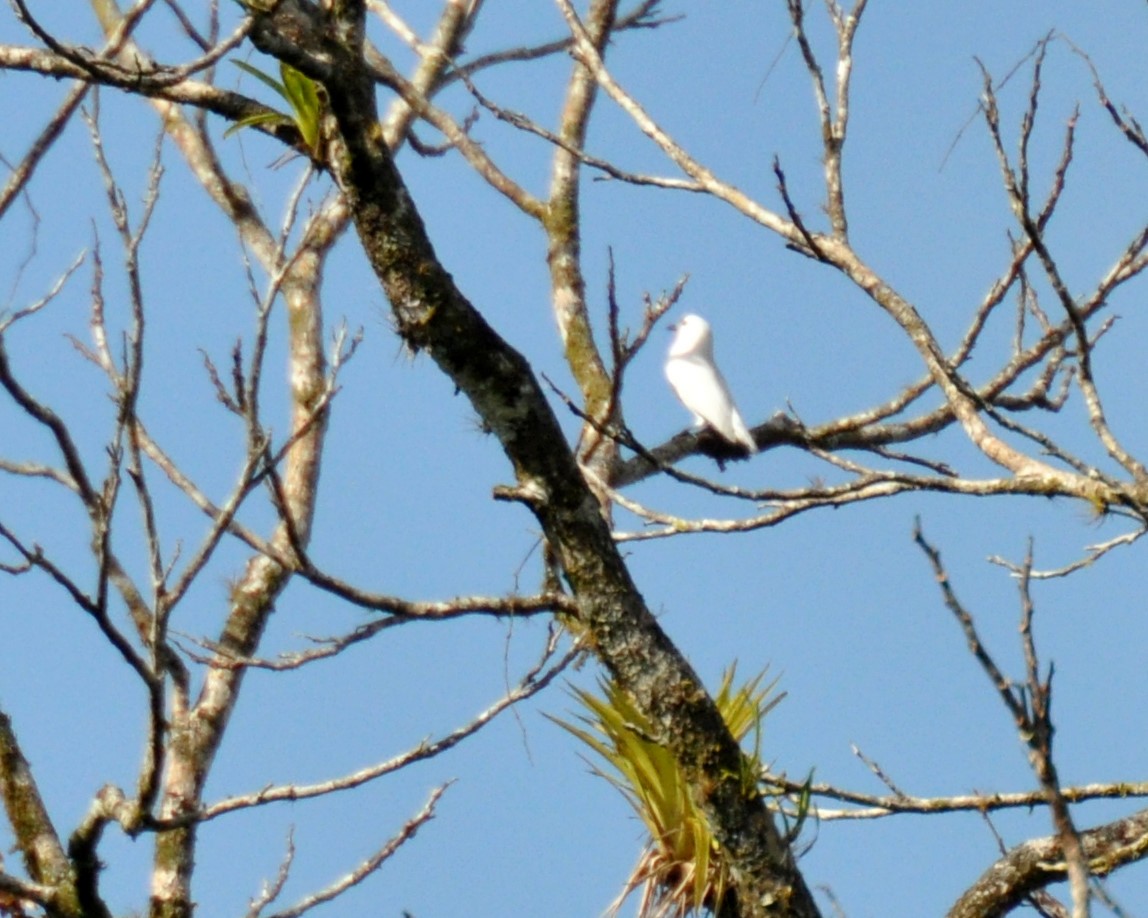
[222, 110, 293, 140]
[549, 665, 787, 918]
[233, 59, 287, 95]
[229, 60, 323, 157]
[280, 63, 322, 152]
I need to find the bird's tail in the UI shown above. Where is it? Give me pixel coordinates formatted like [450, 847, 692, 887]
[731, 412, 757, 454]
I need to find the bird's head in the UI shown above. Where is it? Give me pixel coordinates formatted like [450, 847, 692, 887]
[667, 313, 714, 358]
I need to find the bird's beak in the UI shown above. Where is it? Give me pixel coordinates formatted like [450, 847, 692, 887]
[667, 322, 678, 332]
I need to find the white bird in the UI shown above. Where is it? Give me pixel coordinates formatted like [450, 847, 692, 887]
[665, 314, 756, 454]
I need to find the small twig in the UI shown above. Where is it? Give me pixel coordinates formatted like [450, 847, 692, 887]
[849, 743, 906, 798]
[172, 590, 569, 671]
[915, 524, 1091, 916]
[154, 642, 580, 828]
[1064, 38, 1148, 158]
[456, 67, 703, 192]
[989, 527, 1147, 580]
[245, 828, 296, 918]
[761, 771, 1148, 822]
[772, 157, 824, 259]
[263, 783, 451, 918]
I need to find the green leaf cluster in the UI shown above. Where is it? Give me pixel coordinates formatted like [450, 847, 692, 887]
[550, 666, 792, 918]
[226, 60, 323, 158]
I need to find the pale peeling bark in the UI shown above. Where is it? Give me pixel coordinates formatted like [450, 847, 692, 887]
[76, 5, 333, 912]
[947, 807, 1148, 918]
[546, 0, 618, 485]
[148, 269, 328, 918]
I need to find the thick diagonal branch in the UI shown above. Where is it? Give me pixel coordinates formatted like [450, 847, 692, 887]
[0, 709, 89, 917]
[245, 3, 821, 914]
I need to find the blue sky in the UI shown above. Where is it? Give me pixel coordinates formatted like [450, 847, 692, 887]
[1, 1, 1147, 915]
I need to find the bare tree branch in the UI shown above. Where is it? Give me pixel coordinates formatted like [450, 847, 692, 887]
[0, 708, 82, 914]
[176, 641, 578, 826]
[915, 524, 1093, 916]
[762, 772, 1148, 823]
[262, 783, 450, 918]
[946, 808, 1148, 918]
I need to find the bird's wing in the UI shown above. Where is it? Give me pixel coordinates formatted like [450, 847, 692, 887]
[665, 355, 744, 443]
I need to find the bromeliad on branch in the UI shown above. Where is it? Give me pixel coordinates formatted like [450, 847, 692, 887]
[550, 666, 810, 918]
